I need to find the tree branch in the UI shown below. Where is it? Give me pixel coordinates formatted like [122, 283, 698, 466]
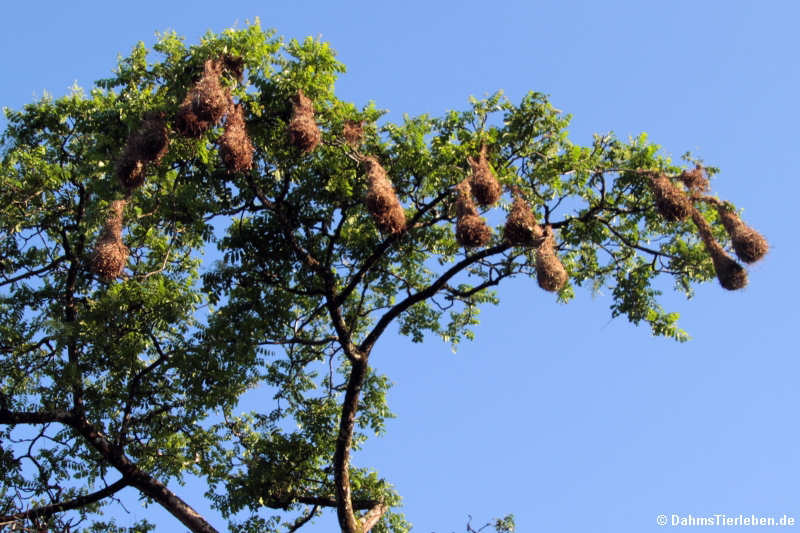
[68, 416, 219, 533]
[359, 243, 510, 353]
[0, 409, 73, 426]
[287, 505, 318, 533]
[333, 358, 369, 533]
[361, 502, 389, 532]
[0, 477, 129, 524]
[0, 409, 219, 533]
[0, 256, 67, 287]
[334, 186, 454, 307]
[293, 495, 379, 510]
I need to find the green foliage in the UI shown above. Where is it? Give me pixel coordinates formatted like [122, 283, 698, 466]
[0, 20, 747, 532]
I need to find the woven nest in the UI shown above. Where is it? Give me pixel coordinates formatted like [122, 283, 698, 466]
[219, 103, 254, 173]
[91, 237, 129, 281]
[467, 145, 501, 206]
[454, 180, 491, 247]
[691, 207, 748, 290]
[117, 113, 169, 190]
[342, 120, 364, 147]
[649, 173, 691, 222]
[90, 199, 129, 281]
[288, 89, 321, 153]
[678, 165, 710, 193]
[222, 54, 245, 81]
[364, 157, 406, 234]
[175, 59, 230, 138]
[535, 225, 568, 292]
[116, 158, 146, 190]
[716, 204, 768, 264]
[503, 190, 543, 246]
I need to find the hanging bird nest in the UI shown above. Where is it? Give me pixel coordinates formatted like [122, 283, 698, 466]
[503, 188, 544, 246]
[219, 102, 254, 173]
[454, 180, 491, 247]
[691, 207, 748, 290]
[221, 54, 245, 81]
[342, 120, 364, 147]
[116, 158, 146, 190]
[90, 199, 129, 281]
[467, 144, 501, 206]
[648, 173, 692, 222]
[287, 89, 321, 154]
[91, 238, 130, 281]
[535, 225, 568, 292]
[678, 165, 710, 193]
[716, 203, 768, 264]
[175, 59, 230, 138]
[364, 157, 406, 235]
[117, 113, 170, 190]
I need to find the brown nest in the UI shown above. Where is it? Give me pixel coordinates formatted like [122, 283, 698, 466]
[535, 225, 568, 292]
[117, 113, 169, 190]
[175, 59, 230, 138]
[104, 199, 127, 239]
[287, 89, 321, 154]
[503, 189, 543, 246]
[222, 54, 245, 81]
[649, 173, 692, 222]
[467, 144, 501, 206]
[716, 204, 768, 264]
[454, 180, 491, 247]
[691, 207, 748, 290]
[90, 199, 129, 281]
[364, 157, 406, 234]
[219, 103, 254, 173]
[116, 158, 146, 190]
[342, 120, 364, 147]
[678, 165, 710, 193]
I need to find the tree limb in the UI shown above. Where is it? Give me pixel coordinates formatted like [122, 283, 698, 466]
[361, 502, 389, 532]
[333, 358, 369, 533]
[0, 477, 129, 524]
[359, 243, 510, 353]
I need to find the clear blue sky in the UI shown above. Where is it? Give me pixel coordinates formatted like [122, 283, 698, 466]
[3, 1, 799, 531]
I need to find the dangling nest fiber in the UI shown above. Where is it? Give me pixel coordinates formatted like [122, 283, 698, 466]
[117, 113, 170, 190]
[342, 120, 364, 147]
[219, 103, 254, 173]
[678, 165, 710, 193]
[364, 157, 406, 234]
[649, 173, 692, 222]
[90, 199, 129, 281]
[535, 225, 568, 292]
[691, 207, 748, 290]
[467, 144, 501, 206]
[103, 199, 126, 240]
[287, 89, 321, 154]
[175, 59, 230, 138]
[503, 189, 544, 246]
[454, 180, 491, 247]
[716, 204, 768, 264]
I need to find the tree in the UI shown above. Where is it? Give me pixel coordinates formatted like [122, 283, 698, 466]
[0, 22, 767, 533]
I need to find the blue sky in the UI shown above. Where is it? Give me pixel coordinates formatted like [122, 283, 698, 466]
[3, 1, 800, 532]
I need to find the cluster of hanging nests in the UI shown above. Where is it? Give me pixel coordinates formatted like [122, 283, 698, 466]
[94, 57, 258, 281]
[94, 55, 766, 297]
[93, 56, 334, 281]
[646, 165, 768, 290]
[448, 145, 568, 292]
